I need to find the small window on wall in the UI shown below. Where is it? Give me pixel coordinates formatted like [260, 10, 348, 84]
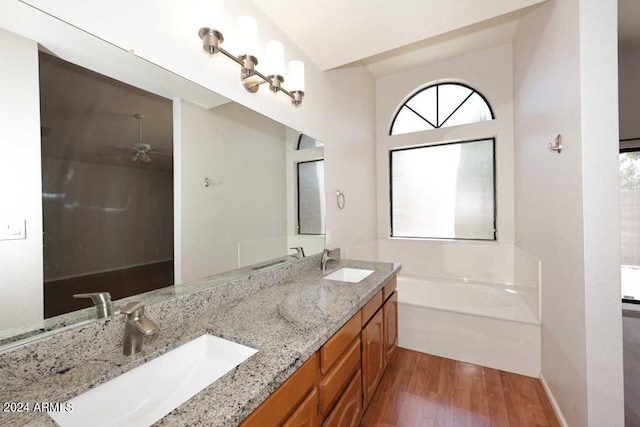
[390, 139, 496, 240]
[390, 83, 494, 136]
[297, 160, 325, 235]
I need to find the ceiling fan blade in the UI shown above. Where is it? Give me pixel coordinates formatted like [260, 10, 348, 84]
[148, 151, 173, 156]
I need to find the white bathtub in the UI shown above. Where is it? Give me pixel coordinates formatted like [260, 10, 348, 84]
[396, 274, 541, 377]
[397, 275, 539, 324]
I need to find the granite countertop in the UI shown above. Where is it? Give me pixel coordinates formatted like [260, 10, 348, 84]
[1, 259, 400, 427]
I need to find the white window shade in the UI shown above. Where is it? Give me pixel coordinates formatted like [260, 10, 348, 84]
[298, 160, 325, 235]
[391, 139, 495, 240]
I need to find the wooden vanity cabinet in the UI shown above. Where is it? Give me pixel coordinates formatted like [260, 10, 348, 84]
[361, 308, 385, 409]
[319, 338, 361, 416]
[322, 370, 363, 427]
[320, 314, 360, 375]
[383, 291, 398, 368]
[240, 353, 319, 427]
[241, 274, 399, 426]
[282, 388, 320, 427]
[361, 290, 383, 326]
[362, 276, 398, 410]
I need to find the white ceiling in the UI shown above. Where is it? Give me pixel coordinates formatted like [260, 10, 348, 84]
[251, 0, 546, 71]
[363, 11, 521, 78]
[620, 0, 640, 46]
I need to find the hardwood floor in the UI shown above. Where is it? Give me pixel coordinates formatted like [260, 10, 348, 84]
[361, 348, 560, 427]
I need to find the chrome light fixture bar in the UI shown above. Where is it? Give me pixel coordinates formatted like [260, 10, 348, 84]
[198, 20, 305, 107]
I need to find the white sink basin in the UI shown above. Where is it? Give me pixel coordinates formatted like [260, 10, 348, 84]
[49, 334, 257, 427]
[324, 267, 375, 283]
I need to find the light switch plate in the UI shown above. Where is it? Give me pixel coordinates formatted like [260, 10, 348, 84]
[0, 219, 26, 241]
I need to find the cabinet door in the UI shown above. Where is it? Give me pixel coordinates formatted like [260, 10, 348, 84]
[282, 388, 320, 427]
[241, 353, 319, 427]
[361, 309, 384, 409]
[323, 371, 362, 427]
[384, 291, 398, 368]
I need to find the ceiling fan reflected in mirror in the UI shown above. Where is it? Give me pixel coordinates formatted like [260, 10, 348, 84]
[99, 114, 171, 164]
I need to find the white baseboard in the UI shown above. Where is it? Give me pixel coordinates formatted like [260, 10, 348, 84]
[539, 373, 569, 427]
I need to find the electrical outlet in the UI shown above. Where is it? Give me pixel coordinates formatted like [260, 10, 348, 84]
[0, 219, 26, 241]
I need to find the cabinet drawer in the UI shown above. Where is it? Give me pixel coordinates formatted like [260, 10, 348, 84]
[361, 290, 383, 327]
[320, 313, 360, 374]
[382, 276, 397, 301]
[323, 370, 363, 427]
[241, 352, 319, 427]
[282, 388, 319, 427]
[319, 338, 361, 416]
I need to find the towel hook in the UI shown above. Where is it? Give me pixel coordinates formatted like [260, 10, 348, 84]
[336, 190, 345, 209]
[548, 134, 562, 154]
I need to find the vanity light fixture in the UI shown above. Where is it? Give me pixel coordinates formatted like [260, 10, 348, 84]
[197, 2, 305, 107]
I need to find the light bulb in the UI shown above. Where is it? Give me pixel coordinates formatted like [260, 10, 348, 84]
[288, 60, 305, 92]
[237, 16, 258, 55]
[195, 0, 224, 30]
[264, 41, 284, 77]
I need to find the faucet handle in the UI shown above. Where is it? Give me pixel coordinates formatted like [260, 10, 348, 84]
[122, 301, 145, 317]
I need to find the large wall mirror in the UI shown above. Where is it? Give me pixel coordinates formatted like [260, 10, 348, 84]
[0, 5, 325, 347]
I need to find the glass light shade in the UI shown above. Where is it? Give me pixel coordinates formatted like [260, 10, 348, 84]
[264, 41, 285, 76]
[288, 60, 305, 92]
[195, 0, 224, 30]
[237, 16, 258, 55]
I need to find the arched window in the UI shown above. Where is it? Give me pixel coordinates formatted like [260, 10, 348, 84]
[296, 133, 323, 150]
[390, 82, 494, 135]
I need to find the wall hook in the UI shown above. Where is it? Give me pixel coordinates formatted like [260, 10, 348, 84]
[548, 134, 562, 153]
[336, 190, 345, 209]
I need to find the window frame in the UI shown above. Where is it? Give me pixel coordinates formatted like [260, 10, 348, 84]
[296, 133, 323, 150]
[389, 82, 495, 136]
[388, 137, 497, 241]
[620, 140, 640, 305]
[296, 159, 325, 236]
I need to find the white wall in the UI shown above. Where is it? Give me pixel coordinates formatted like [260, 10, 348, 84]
[579, 1, 623, 425]
[0, 0, 378, 264]
[619, 45, 640, 142]
[0, 28, 43, 330]
[41, 158, 173, 281]
[322, 65, 377, 250]
[179, 101, 287, 282]
[374, 44, 515, 280]
[514, 0, 623, 425]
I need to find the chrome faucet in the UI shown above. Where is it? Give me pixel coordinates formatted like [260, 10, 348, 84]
[122, 302, 158, 356]
[289, 246, 306, 259]
[73, 292, 114, 319]
[321, 249, 339, 274]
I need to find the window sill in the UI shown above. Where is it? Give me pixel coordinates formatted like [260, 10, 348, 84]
[387, 236, 500, 244]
